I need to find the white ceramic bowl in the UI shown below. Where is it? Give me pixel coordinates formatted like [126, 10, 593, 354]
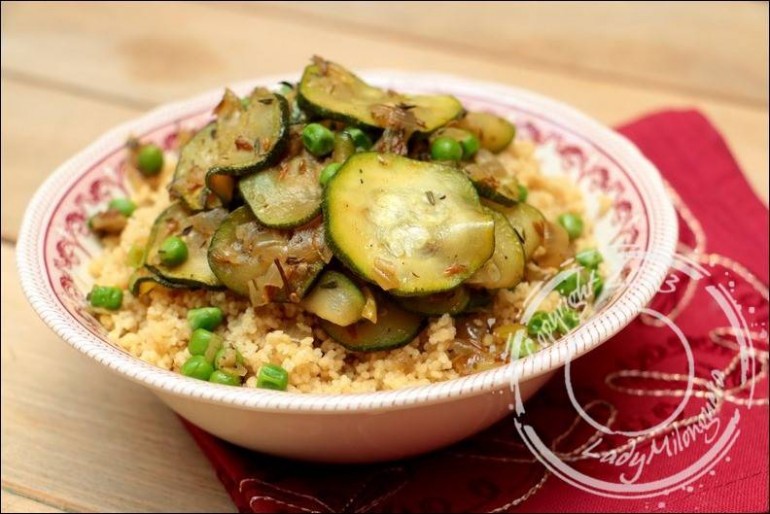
[17, 71, 677, 463]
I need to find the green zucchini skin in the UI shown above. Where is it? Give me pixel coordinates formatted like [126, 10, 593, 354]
[320, 295, 426, 352]
[144, 203, 227, 289]
[238, 153, 323, 229]
[208, 90, 290, 177]
[397, 287, 471, 316]
[456, 112, 516, 153]
[298, 59, 463, 133]
[207, 206, 327, 303]
[471, 179, 520, 207]
[487, 201, 546, 260]
[170, 89, 290, 211]
[302, 271, 366, 326]
[463, 152, 522, 207]
[169, 123, 220, 211]
[463, 289, 494, 313]
[128, 266, 186, 296]
[466, 208, 526, 290]
[323, 152, 495, 297]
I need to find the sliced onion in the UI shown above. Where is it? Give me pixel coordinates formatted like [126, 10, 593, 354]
[213, 88, 242, 118]
[534, 221, 573, 269]
[189, 209, 228, 238]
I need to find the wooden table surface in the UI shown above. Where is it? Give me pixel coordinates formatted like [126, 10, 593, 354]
[1, 2, 767, 512]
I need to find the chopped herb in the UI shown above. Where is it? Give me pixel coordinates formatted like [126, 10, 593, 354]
[273, 259, 292, 296]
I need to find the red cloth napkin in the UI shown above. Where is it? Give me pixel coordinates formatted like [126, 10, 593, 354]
[182, 110, 769, 513]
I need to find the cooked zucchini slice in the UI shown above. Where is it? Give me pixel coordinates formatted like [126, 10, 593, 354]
[144, 203, 227, 288]
[324, 153, 495, 296]
[207, 206, 328, 304]
[463, 149, 521, 207]
[169, 123, 220, 211]
[488, 202, 546, 260]
[298, 58, 462, 133]
[466, 208, 526, 289]
[170, 88, 289, 210]
[302, 271, 365, 326]
[465, 164, 521, 207]
[128, 267, 184, 296]
[211, 88, 289, 175]
[456, 112, 516, 153]
[321, 295, 426, 352]
[205, 169, 237, 206]
[238, 153, 323, 229]
[397, 287, 471, 316]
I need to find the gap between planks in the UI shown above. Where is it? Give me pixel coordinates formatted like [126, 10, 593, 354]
[1, 69, 155, 111]
[2, 1, 766, 115]
[1, 483, 79, 513]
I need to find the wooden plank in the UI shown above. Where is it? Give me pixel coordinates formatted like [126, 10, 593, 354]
[0, 244, 237, 513]
[1, 1, 766, 211]
[0, 79, 143, 241]
[0, 490, 65, 514]
[249, 1, 769, 106]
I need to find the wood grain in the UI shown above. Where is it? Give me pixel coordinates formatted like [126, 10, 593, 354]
[0, 244, 236, 513]
[251, 1, 769, 106]
[1, 491, 64, 514]
[0, 1, 766, 232]
[0, 79, 142, 241]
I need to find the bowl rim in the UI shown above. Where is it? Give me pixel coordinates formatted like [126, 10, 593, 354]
[16, 70, 678, 413]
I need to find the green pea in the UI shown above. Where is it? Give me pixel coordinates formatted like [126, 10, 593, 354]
[188, 329, 223, 363]
[459, 133, 480, 159]
[319, 163, 342, 186]
[557, 308, 580, 332]
[158, 236, 188, 267]
[591, 272, 604, 299]
[302, 123, 335, 157]
[517, 184, 528, 203]
[555, 269, 587, 297]
[136, 144, 164, 177]
[576, 248, 603, 269]
[209, 370, 242, 386]
[181, 355, 214, 381]
[108, 198, 136, 217]
[257, 363, 289, 391]
[87, 285, 123, 310]
[188, 307, 224, 331]
[557, 213, 584, 240]
[507, 333, 539, 360]
[343, 127, 373, 150]
[240, 97, 251, 109]
[430, 136, 463, 162]
[527, 311, 556, 337]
